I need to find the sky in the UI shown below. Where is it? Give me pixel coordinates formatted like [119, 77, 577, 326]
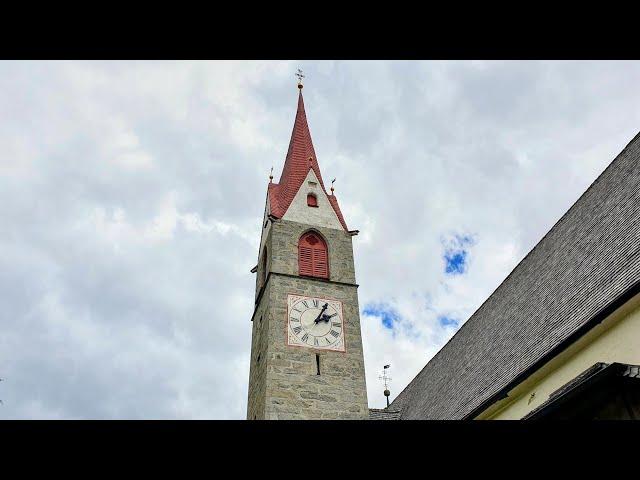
[2, 60, 640, 418]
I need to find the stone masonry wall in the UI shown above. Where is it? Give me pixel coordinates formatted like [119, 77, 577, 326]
[246, 280, 271, 420]
[269, 220, 356, 285]
[263, 274, 369, 419]
[247, 218, 368, 420]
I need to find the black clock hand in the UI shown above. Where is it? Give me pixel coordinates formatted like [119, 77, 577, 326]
[320, 313, 337, 323]
[313, 303, 329, 324]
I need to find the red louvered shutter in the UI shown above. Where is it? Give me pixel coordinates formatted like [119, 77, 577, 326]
[298, 232, 329, 279]
[299, 245, 313, 276]
[312, 249, 328, 277]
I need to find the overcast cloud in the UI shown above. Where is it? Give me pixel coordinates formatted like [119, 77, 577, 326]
[2, 60, 640, 418]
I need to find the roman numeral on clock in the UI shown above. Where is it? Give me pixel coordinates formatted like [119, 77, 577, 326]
[330, 330, 340, 338]
[331, 321, 341, 327]
[302, 333, 309, 342]
[314, 337, 319, 347]
[293, 326, 302, 334]
[302, 301, 309, 308]
[312, 299, 319, 307]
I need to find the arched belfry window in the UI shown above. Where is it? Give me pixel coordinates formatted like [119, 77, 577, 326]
[307, 193, 318, 207]
[298, 232, 328, 279]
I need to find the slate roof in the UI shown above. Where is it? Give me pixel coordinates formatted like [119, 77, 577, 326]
[268, 89, 348, 230]
[390, 130, 640, 420]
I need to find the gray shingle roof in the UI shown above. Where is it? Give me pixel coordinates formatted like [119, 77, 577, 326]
[391, 131, 640, 420]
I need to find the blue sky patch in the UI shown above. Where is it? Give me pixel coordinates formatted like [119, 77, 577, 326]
[442, 234, 476, 275]
[438, 315, 459, 328]
[445, 251, 467, 274]
[363, 303, 401, 330]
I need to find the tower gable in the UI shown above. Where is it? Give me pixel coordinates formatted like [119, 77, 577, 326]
[281, 169, 343, 230]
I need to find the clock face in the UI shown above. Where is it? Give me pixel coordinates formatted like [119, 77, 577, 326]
[287, 294, 345, 352]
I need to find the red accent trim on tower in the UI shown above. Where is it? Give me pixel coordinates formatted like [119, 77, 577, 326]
[267, 91, 349, 230]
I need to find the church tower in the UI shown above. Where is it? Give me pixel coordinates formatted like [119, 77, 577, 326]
[246, 79, 369, 420]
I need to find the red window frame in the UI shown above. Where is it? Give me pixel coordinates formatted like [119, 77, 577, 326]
[307, 193, 318, 207]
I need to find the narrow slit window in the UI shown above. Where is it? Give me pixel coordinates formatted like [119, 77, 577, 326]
[307, 193, 318, 207]
[261, 247, 268, 287]
[316, 354, 321, 375]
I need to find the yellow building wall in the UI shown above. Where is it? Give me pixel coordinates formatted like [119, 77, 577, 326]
[478, 292, 640, 420]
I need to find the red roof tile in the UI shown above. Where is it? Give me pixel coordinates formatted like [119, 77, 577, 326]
[268, 90, 348, 231]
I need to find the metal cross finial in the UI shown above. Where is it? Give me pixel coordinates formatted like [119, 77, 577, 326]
[296, 68, 305, 87]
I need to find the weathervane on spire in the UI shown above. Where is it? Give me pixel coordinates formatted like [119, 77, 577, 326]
[379, 364, 392, 407]
[296, 68, 305, 89]
[330, 178, 336, 195]
[269, 166, 273, 183]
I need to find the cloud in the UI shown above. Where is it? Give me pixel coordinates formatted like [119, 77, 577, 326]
[2, 60, 640, 416]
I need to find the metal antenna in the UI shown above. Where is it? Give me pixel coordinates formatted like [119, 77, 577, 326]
[378, 365, 392, 407]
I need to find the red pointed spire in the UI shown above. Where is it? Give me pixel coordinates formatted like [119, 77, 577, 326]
[278, 91, 325, 196]
[268, 89, 348, 230]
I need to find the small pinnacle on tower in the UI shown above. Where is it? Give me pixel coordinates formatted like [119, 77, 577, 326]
[269, 166, 273, 183]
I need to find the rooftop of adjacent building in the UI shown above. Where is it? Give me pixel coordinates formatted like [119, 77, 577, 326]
[384, 129, 640, 420]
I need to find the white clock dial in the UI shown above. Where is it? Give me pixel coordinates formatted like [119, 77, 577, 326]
[287, 294, 345, 352]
